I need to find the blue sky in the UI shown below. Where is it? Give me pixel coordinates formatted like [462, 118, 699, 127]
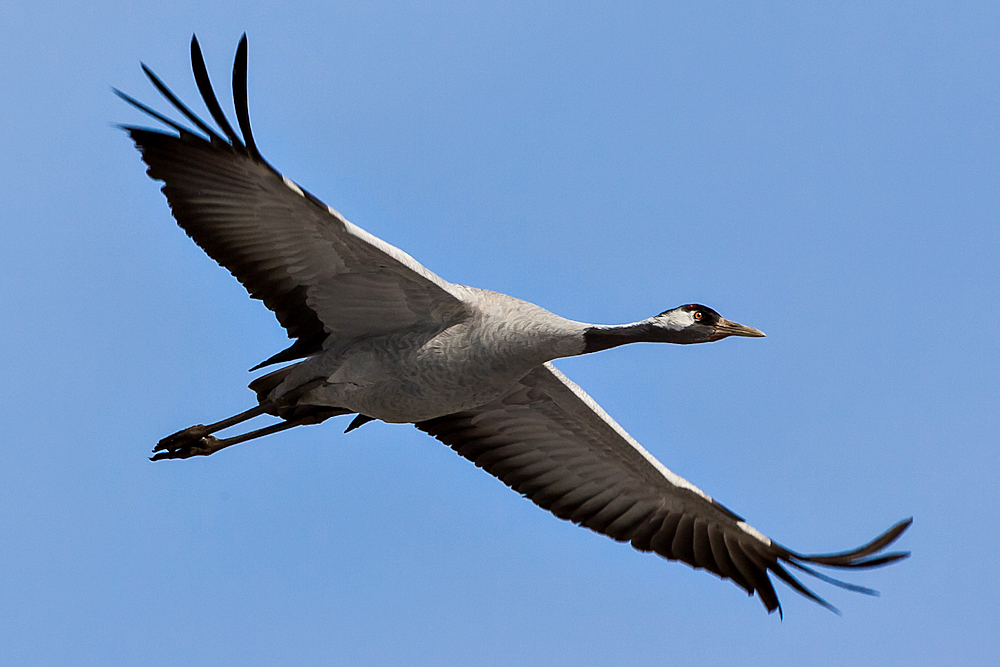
[1, 1, 997, 664]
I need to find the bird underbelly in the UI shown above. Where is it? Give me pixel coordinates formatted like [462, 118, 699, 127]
[299, 369, 522, 423]
[285, 318, 582, 423]
[307, 379, 510, 423]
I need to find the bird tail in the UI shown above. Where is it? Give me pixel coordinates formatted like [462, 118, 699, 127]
[248, 364, 300, 403]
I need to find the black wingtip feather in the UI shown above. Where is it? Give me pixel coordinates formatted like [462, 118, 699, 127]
[845, 551, 911, 569]
[765, 517, 910, 612]
[785, 560, 879, 596]
[795, 518, 912, 566]
[140, 62, 225, 144]
[231, 34, 263, 162]
[190, 34, 246, 150]
[769, 561, 840, 615]
[114, 88, 195, 137]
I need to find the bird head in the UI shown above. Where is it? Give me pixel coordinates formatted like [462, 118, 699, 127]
[651, 304, 766, 344]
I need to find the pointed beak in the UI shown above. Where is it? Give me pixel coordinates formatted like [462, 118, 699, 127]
[713, 318, 766, 339]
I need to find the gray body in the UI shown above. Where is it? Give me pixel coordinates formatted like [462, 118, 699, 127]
[280, 289, 586, 423]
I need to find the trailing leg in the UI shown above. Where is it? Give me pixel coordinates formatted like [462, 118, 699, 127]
[153, 417, 303, 460]
[154, 403, 273, 454]
[151, 402, 350, 461]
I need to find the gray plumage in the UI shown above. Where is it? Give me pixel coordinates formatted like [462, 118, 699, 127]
[118, 35, 910, 616]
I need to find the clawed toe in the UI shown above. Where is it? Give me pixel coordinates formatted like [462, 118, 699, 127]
[155, 424, 210, 452]
[150, 435, 223, 461]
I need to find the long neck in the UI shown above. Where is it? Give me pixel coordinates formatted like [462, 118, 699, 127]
[582, 321, 684, 354]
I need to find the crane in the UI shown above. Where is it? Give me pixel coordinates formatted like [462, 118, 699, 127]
[117, 35, 910, 615]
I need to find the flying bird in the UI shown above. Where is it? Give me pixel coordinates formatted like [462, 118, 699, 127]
[117, 35, 910, 616]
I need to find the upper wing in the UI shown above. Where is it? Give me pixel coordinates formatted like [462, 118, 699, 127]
[118, 35, 470, 368]
[416, 363, 911, 615]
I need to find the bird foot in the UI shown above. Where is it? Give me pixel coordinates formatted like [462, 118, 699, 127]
[153, 424, 220, 461]
[151, 435, 224, 461]
[156, 424, 210, 448]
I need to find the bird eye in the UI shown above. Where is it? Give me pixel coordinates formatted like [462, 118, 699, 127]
[694, 311, 703, 320]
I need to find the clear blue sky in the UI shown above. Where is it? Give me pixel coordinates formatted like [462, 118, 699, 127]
[1, 2, 997, 665]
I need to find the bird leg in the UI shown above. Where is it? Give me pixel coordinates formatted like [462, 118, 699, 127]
[151, 417, 307, 460]
[152, 387, 349, 460]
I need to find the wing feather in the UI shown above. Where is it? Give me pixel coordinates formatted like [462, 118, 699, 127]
[416, 363, 910, 614]
[119, 36, 471, 367]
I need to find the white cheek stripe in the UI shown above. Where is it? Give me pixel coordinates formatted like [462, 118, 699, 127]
[655, 310, 696, 331]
